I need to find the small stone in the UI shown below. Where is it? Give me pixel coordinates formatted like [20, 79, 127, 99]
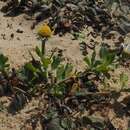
[10, 33, 14, 39]
[1, 34, 6, 40]
[17, 37, 20, 40]
[7, 23, 13, 29]
[16, 27, 24, 33]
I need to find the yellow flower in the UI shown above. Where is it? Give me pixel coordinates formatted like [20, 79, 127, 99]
[38, 23, 53, 37]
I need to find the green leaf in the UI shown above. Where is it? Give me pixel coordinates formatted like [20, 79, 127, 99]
[84, 56, 91, 68]
[24, 63, 37, 73]
[51, 56, 61, 70]
[41, 57, 51, 69]
[95, 64, 109, 73]
[64, 63, 73, 78]
[0, 54, 9, 71]
[56, 65, 65, 81]
[50, 84, 66, 97]
[103, 53, 115, 65]
[93, 60, 101, 67]
[39, 71, 48, 79]
[56, 63, 73, 81]
[35, 46, 42, 58]
[99, 46, 109, 60]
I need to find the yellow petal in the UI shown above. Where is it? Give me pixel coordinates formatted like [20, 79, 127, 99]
[38, 24, 52, 37]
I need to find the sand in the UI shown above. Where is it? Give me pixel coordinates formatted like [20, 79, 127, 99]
[0, 1, 85, 70]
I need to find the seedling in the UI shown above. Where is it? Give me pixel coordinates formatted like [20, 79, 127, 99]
[84, 45, 117, 77]
[19, 39, 74, 97]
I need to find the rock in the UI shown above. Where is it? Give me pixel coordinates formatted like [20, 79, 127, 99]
[16, 27, 24, 33]
[10, 33, 14, 39]
[17, 37, 20, 40]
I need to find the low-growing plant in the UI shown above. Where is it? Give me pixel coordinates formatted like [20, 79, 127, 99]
[84, 45, 117, 77]
[19, 39, 74, 96]
[0, 54, 12, 96]
[0, 37, 130, 130]
[0, 53, 10, 75]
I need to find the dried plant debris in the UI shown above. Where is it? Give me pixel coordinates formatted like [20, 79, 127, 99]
[0, 39, 130, 129]
[18, 43, 130, 129]
[2, 0, 130, 35]
[104, 0, 130, 35]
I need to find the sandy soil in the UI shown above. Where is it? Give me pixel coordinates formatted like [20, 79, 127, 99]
[0, 1, 84, 70]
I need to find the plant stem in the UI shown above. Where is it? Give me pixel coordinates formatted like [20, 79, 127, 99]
[42, 38, 47, 55]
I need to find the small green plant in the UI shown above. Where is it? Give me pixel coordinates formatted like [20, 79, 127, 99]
[56, 63, 73, 81]
[0, 54, 10, 96]
[0, 54, 10, 74]
[84, 45, 117, 76]
[50, 63, 74, 97]
[19, 39, 74, 96]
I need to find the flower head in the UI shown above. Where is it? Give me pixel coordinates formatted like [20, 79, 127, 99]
[38, 23, 53, 38]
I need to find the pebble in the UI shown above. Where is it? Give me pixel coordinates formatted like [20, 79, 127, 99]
[16, 27, 24, 33]
[17, 37, 20, 40]
[10, 33, 14, 39]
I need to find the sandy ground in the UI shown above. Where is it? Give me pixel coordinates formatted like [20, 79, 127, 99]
[0, 1, 130, 130]
[0, 2, 38, 68]
[0, 1, 85, 70]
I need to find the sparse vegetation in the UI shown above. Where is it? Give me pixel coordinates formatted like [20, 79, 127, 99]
[0, 37, 129, 129]
[0, 0, 130, 130]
